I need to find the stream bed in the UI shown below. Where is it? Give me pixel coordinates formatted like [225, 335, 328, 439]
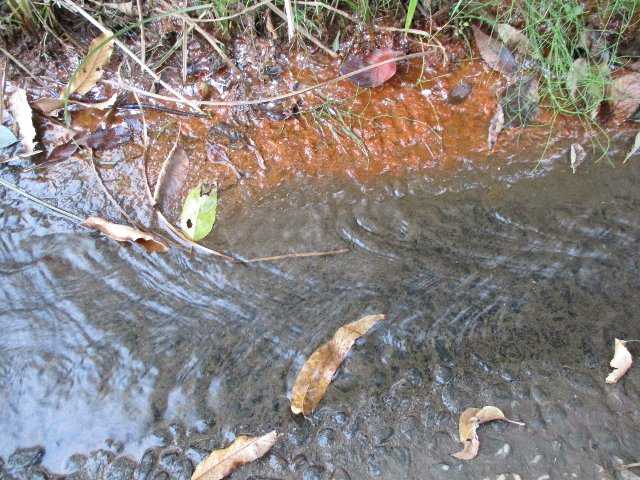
[2, 130, 640, 480]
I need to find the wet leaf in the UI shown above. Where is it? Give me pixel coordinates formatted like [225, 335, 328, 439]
[83, 216, 169, 253]
[0, 125, 18, 149]
[33, 94, 118, 116]
[45, 140, 79, 164]
[67, 31, 115, 96]
[79, 124, 131, 150]
[501, 76, 539, 128]
[606, 338, 632, 384]
[487, 104, 504, 152]
[625, 131, 640, 163]
[291, 313, 385, 415]
[8, 89, 38, 155]
[566, 58, 589, 99]
[570, 143, 586, 174]
[472, 26, 517, 76]
[154, 143, 191, 212]
[453, 406, 525, 460]
[611, 73, 640, 123]
[340, 49, 401, 88]
[180, 184, 218, 241]
[496, 23, 532, 55]
[192, 431, 277, 480]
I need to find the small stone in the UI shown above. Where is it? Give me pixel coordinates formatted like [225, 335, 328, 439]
[8, 447, 45, 471]
[448, 81, 473, 104]
[291, 454, 308, 472]
[372, 426, 394, 445]
[495, 443, 511, 458]
[316, 428, 337, 448]
[266, 452, 288, 472]
[152, 471, 169, 480]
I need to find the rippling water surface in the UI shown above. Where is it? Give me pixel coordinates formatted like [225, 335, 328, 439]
[2, 134, 640, 480]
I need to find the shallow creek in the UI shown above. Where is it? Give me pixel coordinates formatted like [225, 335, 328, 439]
[2, 59, 640, 479]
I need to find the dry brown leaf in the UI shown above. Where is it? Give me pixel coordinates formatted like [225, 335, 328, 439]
[606, 338, 632, 384]
[291, 313, 385, 415]
[192, 431, 277, 480]
[154, 143, 190, 212]
[472, 26, 517, 76]
[8, 89, 38, 155]
[452, 406, 525, 461]
[67, 31, 115, 96]
[33, 94, 118, 116]
[611, 73, 640, 123]
[570, 143, 586, 174]
[487, 104, 505, 151]
[83, 216, 169, 253]
[496, 23, 531, 55]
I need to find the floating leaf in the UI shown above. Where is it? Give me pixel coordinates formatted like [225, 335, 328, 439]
[0, 125, 18, 149]
[452, 406, 525, 460]
[611, 73, 640, 123]
[192, 431, 277, 480]
[291, 313, 385, 415]
[625, 131, 640, 163]
[472, 26, 517, 76]
[606, 338, 632, 384]
[340, 49, 402, 88]
[487, 104, 504, 151]
[154, 143, 190, 212]
[496, 23, 532, 55]
[8, 89, 38, 155]
[83, 216, 169, 253]
[67, 31, 115, 96]
[180, 184, 218, 241]
[570, 143, 586, 174]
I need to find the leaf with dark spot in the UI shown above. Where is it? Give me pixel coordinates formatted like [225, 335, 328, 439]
[472, 26, 517, 76]
[340, 49, 402, 88]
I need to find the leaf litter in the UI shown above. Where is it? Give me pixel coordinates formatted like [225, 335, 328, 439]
[83, 216, 169, 253]
[472, 26, 517, 77]
[291, 313, 385, 415]
[8, 88, 38, 155]
[192, 431, 277, 480]
[452, 406, 525, 460]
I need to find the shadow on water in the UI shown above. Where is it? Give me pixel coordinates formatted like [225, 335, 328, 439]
[1, 131, 640, 479]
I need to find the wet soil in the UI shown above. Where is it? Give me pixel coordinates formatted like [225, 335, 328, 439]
[2, 35, 640, 480]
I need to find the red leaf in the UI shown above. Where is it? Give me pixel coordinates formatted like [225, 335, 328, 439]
[340, 49, 402, 88]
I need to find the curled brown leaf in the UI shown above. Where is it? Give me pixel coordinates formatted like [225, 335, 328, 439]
[606, 338, 632, 384]
[487, 104, 505, 152]
[8, 89, 38, 155]
[610, 73, 640, 123]
[83, 216, 169, 253]
[191, 431, 277, 480]
[472, 26, 517, 76]
[291, 313, 385, 415]
[154, 142, 191, 213]
[67, 31, 115, 96]
[453, 406, 525, 460]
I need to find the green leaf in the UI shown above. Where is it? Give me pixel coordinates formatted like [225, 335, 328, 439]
[0, 125, 18, 149]
[404, 0, 418, 31]
[180, 184, 218, 241]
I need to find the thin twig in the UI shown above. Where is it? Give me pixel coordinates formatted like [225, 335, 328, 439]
[0, 176, 84, 223]
[194, 0, 272, 22]
[107, 50, 432, 107]
[618, 463, 640, 470]
[283, 0, 295, 40]
[376, 26, 447, 66]
[266, 2, 336, 57]
[89, 151, 137, 225]
[181, 17, 188, 84]
[242, 248, 349, 263]
[136, 0, 146, 65]
[0, 59, 6, 121]
[0, 46, 48, 88]
[152, 127, 180, 204]
[60, 0, 203, 114]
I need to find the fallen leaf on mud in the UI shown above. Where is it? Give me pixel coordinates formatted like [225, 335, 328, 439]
[340, 49, 401, 88]
[79, 124, 131, 150]
[83, 216, 169, 253]
[33, 94, 118, 116]
[497, 23, 532, 55]
[0, 125, 18, 149]
[606, 338, 632, 384]
[472, 26, 517, 76]
[154, 143, 190, 211]
[611, 73, 640, 123]
[625, 131, 640, 163]
[67, 31, 115, 96]
[192, 431, 277, 480]
[180, 184, 218, 241]
[45, 140, 79, 164]
[291, 313, 385, 415]
[8, 89, 38, 155]
[566, 58, 589, 99]
[487, 104, 504, 151]
[570, 143, 586, 173]
[453, 406, 525, 461]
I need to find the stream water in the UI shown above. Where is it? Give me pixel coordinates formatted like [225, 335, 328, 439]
[2, 118, 640, 480]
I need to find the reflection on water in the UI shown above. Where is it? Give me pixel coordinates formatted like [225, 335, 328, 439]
[1, 132, 640, 479]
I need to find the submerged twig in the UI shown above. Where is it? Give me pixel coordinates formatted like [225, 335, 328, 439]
[242, 248, 349, 263]
[108, 51, 432, 108]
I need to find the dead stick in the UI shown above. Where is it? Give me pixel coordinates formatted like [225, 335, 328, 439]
[242, 248, 349, 263]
